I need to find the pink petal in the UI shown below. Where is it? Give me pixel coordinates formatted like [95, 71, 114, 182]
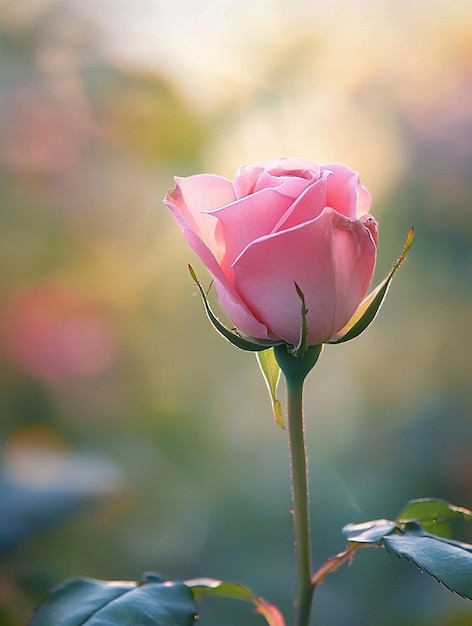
[271, 170, 330, 232]
[214, 278, 274, 340]
[322, 163, 372, 219]
[253, 170, 314, 195]
[164, 174, 236, 257]
[173, 219, 272, 340]
[208, 188, 295, 271]
[262, 157, 322, 178]
[232, 208, 377, 345]
[172, 173, 236, 214]
[233, 158, 322, 199]
[210, 173, 331, 271]
[164, 179, 272, 341]
[361, 214, 379, 245]
[232, 165, 265, 198]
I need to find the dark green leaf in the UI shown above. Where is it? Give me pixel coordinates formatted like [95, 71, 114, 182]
[383, 533, 472, 599]
[397, 498, 472, 538]
[29, 575, 196, 626]
[343, 519, 398, 544]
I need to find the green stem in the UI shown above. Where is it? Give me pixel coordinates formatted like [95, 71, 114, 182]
[274, 344, 322, 626]
[286, 374, 313, 626]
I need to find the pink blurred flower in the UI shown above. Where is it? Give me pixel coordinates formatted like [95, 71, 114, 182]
[1, 283, 116, 381]
[0, 85, 91, 175]
[165, 158, 378, 346]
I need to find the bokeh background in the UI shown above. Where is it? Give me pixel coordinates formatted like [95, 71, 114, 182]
[1, 1, 472, 625]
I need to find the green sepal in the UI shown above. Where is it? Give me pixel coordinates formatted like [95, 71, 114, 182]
[256, 348, 284, 429]
[185, 578, 285, 626]
[274, 343, 323, 386]
[288, 283, 309, 357]
[188, 265, 283, 352]
[329, 227, 414, 345]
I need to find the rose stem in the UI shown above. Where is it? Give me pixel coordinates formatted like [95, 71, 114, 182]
[275, 344, 322, 626]
[286, 372, 314, 626]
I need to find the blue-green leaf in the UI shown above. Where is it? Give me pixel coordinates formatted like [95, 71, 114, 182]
[29, 574, 196, 626]
[343, 499, 472, 600]
[256, 348, 283, 428]
[383, 532, 472, 599]
[343, 519, 398, 544]
[188, 265, 282, 352]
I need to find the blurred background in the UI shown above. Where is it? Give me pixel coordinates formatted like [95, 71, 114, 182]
[1, 0, 472, 624]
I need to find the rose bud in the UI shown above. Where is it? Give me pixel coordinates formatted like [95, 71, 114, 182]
[165, 158, 381, 347]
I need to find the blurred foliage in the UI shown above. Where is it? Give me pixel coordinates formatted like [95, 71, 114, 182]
[1, 1, 472, 626]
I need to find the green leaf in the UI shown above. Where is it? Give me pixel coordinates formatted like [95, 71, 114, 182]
[256, 348, 284, 428]
[185, 578, 255, 601]
[329, 227, 414, 344]
[343, 502, 472, 600]
[383, 532, 472, 599]
[184, 578, 286, 626]
[343, 519, 398, 544]
[397, 498, 472, 539]
[188, 265, 282, 352]
[29, 574, 196, 626]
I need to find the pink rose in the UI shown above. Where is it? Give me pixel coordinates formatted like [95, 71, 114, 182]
[164, 157, 378, 346]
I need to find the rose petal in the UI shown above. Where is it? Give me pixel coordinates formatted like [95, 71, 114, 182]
[233, 165, 264, 198]
[262, 157, 322, 178]
[211, 172, 331, 271]
[323, 163, 372, 219]
[253, 170, 315, 195]
[232, 208, 377, 345]
[214, 278, 274, 340]
[208, 188, 296, 270]
[165, 174, 236, 256]
[360, 214, 379, 245]
[164, 183, 273, 341]
[271, 170, 330, 232]
[233, 162, 319, 198]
